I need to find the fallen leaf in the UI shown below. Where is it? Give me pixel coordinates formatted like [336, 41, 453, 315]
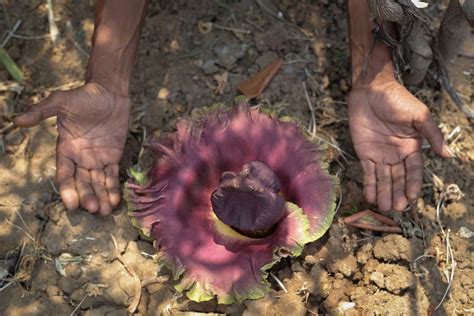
[238, 58, 283, 99]
[214, 71, 228, 95]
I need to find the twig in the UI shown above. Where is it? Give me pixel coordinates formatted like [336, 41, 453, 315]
[244, 18, 265, 32]
[0, 122, 14, 134]
[435, 230, 456, 310]
[13, 209, 33, 237]
[310, 133, 354, 162]
[5, 219, 35, 242]
[434, 192, 457, 311]
[1, 20, 21, 48]
[48, 176, 59, 195]
[0, 280, 13, 291]
[65, 21, 89, 57]
[212, 23, 251, 34]
[70, 294, 88, 316]
[269, 272, 287, 293]
[303, 82, 316, 138]
[9, 33, 49, 40]
[46, 0, 60, 44]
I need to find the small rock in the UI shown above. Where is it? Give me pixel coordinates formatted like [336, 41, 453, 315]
[213, 44, 247, 69]
[458, 226, 473, 239]
[338, 301, 356, 313]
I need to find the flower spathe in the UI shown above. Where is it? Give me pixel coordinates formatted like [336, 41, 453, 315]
[126, 100, 338, 304]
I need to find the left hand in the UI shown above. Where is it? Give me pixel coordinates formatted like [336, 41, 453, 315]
[348, 78, 452, 211]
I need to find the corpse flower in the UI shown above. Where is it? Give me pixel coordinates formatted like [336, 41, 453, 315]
[126, 99, 338, 304]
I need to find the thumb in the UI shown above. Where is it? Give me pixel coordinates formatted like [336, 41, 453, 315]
[415, 110, 453, 158]
[13, 92, 64, 127]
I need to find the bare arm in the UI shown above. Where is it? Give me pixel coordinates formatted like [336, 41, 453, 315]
[87, 0, 149, 96]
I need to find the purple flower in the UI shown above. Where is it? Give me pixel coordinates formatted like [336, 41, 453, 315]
[126, 101, 338, 304]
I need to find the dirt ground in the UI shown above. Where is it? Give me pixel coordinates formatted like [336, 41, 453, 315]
[0, 0, 472, 315]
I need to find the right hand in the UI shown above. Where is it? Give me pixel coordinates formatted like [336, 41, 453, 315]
[14, 83, 131, 215]
[348, 78, 451, 212]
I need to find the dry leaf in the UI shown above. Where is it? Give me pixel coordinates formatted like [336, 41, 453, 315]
[238, 58, 283, 99]
[214, 71, 228, 95]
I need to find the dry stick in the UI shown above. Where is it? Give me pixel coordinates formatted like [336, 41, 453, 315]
[1, 20, 21, 48]
[303, 82, 316, 137]
[4, 219, 35, 242]
[9, 33, 49, 40]
[212, 23, 251, 34]
[269, 272, 288, 293]
[65, 21, 89, 58]
[434, 195, 457, 311]
[46, 0, 59, 44]
[70, 294, 88, 316]
[0, 122, 14, 134]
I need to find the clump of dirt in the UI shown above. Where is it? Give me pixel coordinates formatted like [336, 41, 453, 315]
[1, 0, 472, 315]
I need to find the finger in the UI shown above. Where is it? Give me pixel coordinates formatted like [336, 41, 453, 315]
[361, 160, 377, 204]
[57, 156, 79, 210]
[376, 163, 392, 211]
[391, 163, 408, 211]
[75, 168, 99, 213]
[91, 169, 112, 216]
[13, 92, 64, 127]
[105, 165, 121, 207]
[405, 152, 424, 201]
[415, 109, 452, 158]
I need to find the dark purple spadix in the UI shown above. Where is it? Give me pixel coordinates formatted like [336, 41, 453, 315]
[211, 161, 286, 237]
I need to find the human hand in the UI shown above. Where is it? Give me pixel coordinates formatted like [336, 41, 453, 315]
[14, 83, 131, 215]
[348, 77, 452, 211]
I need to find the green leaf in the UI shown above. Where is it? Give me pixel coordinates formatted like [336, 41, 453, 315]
[0, 48, 24, 81]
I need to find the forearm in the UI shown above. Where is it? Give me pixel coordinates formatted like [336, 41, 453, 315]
[86, 0, 149, 96]
[347, 0, 394, 87]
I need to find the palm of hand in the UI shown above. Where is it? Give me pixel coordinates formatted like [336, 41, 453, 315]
[14, 83, 131, 215]
[57, 84, 129, 170]
[348, 81, 449, 211]
[55, 84, 131, 215]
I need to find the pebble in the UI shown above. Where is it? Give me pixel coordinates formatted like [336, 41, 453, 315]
[213, 44, 247, 69]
